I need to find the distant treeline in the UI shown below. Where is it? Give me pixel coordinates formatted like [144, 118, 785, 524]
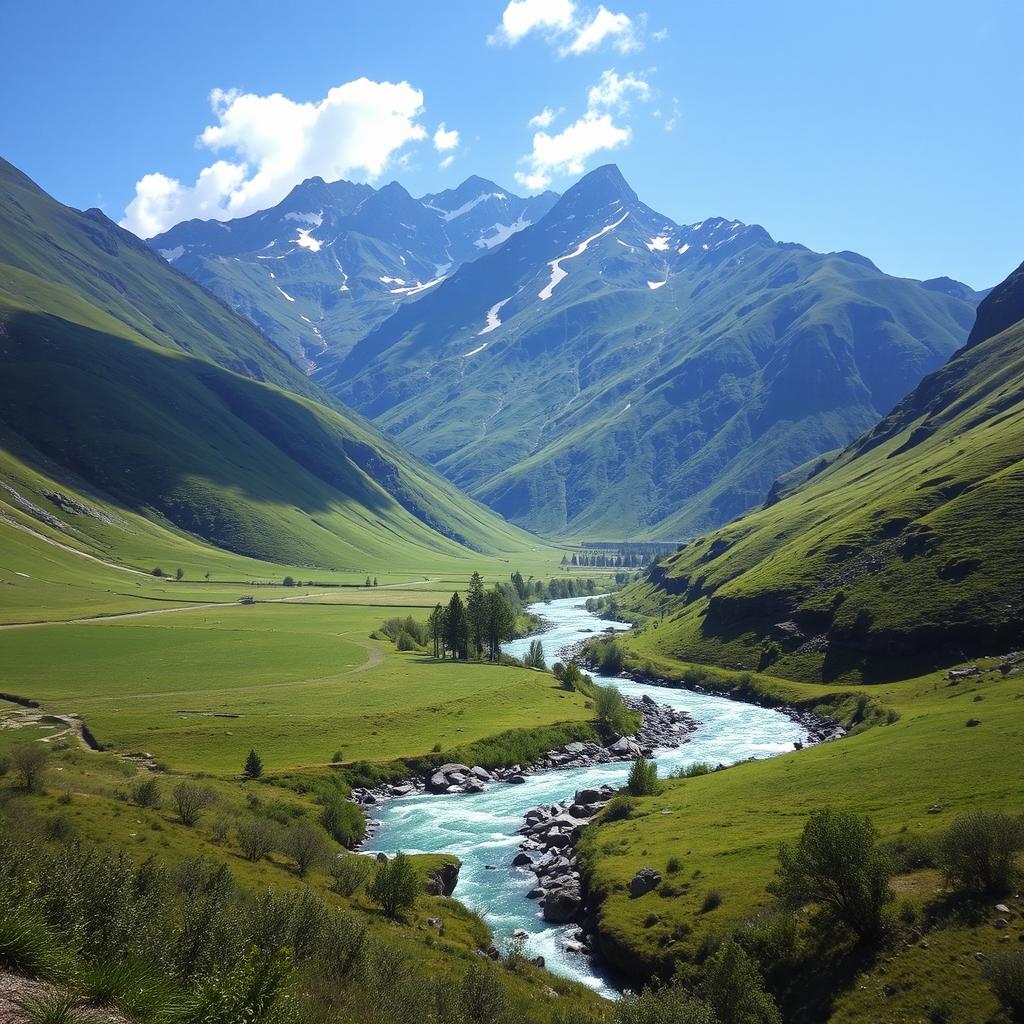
[562, 549, 675, 568]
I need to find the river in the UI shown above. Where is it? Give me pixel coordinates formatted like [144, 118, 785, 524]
[365, 596, 807, 996]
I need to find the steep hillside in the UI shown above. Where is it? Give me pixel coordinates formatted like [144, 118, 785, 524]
[618, 259, 1024, 681]
[0, 157, 547, 571]
[325, 165, 980, 540]
[149, 174, 557, 367]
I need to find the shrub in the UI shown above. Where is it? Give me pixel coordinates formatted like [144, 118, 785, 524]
[594, 684, 638, 736]
[700, 889, 722, 913]
[395, 631, 417, 651]
[12, 743, 49, 792]
[0, 754, 9, 777]
[769, 808, 893, 942]
[172, 781, 214, 827]
[524, 639, 546, 670]
[938, 811, 1024, 895]
[698, 939, 781, 1024]
[131, 777, 161, 809]
[666, 856, 682, 874]
[736, 911, 799, 984]
[15, 990, 86, 1024]
[984, 951, 1024, 1019]
[282, 575, 295, 587]
[879, 832, 937, 873]
[368, 852, 419, 919]
[602, 794, 634, 821]
[152, 567, 164, 577]
[329, 854, 374, 897]
[593, 638, 625, 675]
[0, 903, 73, 980]
[613, 985, 718, 1024]
[283, 821, 329, 877]
[670, 761, 713, 779]
[627, 758, 659, 796]
[320, 795, 366, 849]
[236, 818, 277, 862]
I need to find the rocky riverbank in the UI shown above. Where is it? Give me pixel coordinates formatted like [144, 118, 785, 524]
[353, 693, 696, 847]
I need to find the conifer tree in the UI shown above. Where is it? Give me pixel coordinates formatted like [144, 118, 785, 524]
[243, 748, 263, 780]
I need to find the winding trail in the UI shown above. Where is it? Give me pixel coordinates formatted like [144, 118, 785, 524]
[0, 578, 443, 631]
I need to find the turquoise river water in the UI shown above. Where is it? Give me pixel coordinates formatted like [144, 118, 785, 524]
[366, 596, 806, 996]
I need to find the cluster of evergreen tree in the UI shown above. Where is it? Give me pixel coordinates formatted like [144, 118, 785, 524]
[561, 550, 654, 568]
[428, 573, 517, 662]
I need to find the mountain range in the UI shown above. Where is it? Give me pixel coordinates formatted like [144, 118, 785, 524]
[0, 156, 540, 571]
[149, 175, 558, 369]
[620, 256, 1024, 681]
[314, 164, 983, 539]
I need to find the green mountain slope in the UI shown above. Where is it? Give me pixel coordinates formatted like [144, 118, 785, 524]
[0, 157, 546, 571]
[618, 258, 1024, 681]
[325, 166, 981, 540]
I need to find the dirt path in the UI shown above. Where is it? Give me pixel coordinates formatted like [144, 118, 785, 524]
[0, 505, 150, 576]
[0, 578, 443, 631]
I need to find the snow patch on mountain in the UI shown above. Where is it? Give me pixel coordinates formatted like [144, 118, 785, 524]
[295, 228, 322, 252]
[647, 280, 667, 290]
[285, 211, 323, 227]
[379, 276, 406, 285]
[478, 297, 513, 336]
[277, 287, 296, 302]
[158, 245, 186, 263]
[462, 342, 488, 357]
[678, 243, 690, 254]
[646, 235, 670, 252]
[390, 275, 448, 296]
[538, 212, 629, 301]
[425, 192, 507, 222]
[474, 215, 531, 250]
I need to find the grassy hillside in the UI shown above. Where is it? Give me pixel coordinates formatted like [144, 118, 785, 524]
[577, 657, 1024, 1023]
[616, 295, 1024, 683]
[0, 156, 552, 574]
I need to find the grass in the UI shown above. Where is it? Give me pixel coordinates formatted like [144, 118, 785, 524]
[0, 601, 593, 774]
[577, 656, 1024, 1021]
[617, 314, 1024, 684]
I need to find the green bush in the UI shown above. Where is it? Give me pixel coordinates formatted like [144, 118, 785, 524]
[329, 855, 374, 897]
[984, 951, 1024, 1019]
[14, 989, 86, 1024]
[669, 761, 713, 779]
[395, 631, 417, 651]
[613, 985, 718, 1024]
[236, 818, 277, 862]
[627, 758, 659, 796]
[368, 852, 419, 919]
[602, 794, 635, 822]
[131, 777, 161, 809]
[880, 832, 937, 873]
[938, 811, 1024, 895]
[697, 939, 781, 1024]
[769, 808, 893, 942]
[320, 795, 366, 849]
[700, 889, 722, 913]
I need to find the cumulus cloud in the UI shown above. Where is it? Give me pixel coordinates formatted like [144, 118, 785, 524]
[490, 0, 575, 44]
[122, 78, 428, 237]
[528, 106, 561, 129]
[515, 69, 650, 191]
[490, 0, 642, 55]
[587, 69, 650, 111]
[433, 123, 459, 151]
[563, 6, 638, 55]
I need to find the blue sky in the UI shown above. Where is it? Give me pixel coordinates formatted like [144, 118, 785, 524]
[2, 0, 1021, 288]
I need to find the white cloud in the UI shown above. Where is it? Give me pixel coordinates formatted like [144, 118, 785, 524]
[433, 122, 459, 151]
[439, 155, 455, 170]
[529, 106, 560, 129]
[490, 0, 575, 44]
[651, 27, 668, 42]
[563, 6, 638, 55]
[587, 69, 650, 111]
[122, 78, 428, 237]
[515, 68, 650, 192]
[490, 0, 642, 55]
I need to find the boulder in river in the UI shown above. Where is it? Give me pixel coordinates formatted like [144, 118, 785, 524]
[542, 889, 582, 923]
[512, 852, 534, 867]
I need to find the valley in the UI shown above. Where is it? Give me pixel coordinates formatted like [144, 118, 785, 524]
[1, 12, 1022, 1020]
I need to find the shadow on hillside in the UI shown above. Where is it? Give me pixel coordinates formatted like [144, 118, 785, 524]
[0, 308, 446, 551]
